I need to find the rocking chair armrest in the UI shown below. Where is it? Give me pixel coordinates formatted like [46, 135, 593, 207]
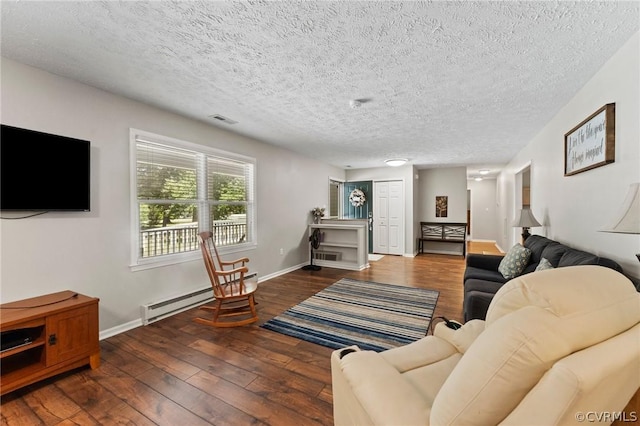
[219, 257, 250, 266]
[213, 266, 249, 277]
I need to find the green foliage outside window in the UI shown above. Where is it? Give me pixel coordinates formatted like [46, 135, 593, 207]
[138, 164, 247, 229]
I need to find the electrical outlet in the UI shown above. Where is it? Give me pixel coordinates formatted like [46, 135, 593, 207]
[279, 248, 284, 255]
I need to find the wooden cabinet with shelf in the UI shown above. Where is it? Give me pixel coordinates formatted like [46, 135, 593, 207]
[309, 223, 369, 270]
[0, 291, 100, 395]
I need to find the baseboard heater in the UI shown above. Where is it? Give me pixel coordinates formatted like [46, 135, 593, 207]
[140, 272, 257, 325]
[314, 251, 342, 261]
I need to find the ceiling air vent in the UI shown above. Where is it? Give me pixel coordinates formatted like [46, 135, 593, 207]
[209, 114, 238, 125]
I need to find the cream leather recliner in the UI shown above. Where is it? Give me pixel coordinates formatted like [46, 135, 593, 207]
[331, 265, 640, 425]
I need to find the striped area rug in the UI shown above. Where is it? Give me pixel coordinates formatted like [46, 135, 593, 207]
[261, 278, 439, 352]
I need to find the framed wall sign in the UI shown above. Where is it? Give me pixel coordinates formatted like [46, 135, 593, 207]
[564, 103, 615, 176]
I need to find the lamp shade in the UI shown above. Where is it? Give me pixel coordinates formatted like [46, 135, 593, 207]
[602, 183, 640, 234]
[513, 208, 542, 228]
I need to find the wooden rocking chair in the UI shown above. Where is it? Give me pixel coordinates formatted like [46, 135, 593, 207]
[194, 231, 258, 327]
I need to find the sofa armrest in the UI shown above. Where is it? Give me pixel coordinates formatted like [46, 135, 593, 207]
[434, 320, 485, 353]
[466, 253, 504, 270]
[380, 335, 458, 372]
[334, 349, 431, 425]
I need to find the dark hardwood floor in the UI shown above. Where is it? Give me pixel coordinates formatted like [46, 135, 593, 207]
[1, 244, 495, 425]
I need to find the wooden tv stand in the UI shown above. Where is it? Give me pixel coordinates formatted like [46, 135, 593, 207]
[0, 290, 100, 395]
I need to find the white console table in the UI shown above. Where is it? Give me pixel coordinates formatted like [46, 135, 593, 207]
[309, 223, 369, 271]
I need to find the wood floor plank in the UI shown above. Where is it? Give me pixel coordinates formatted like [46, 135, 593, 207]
[86, 361, 211, 426]
[53, 370, 155, 426]
[188, 339, 327, 397]
[20, 383, 82, 425]
[245, 375, 333, 424]
[0, 396, 43, 426]
[186, 369, 325, 426]
[106, 333, 201, 381]
[135, 367, 264, 426]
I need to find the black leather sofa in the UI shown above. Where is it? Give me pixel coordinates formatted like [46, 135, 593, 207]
[463, 235, 623, 322]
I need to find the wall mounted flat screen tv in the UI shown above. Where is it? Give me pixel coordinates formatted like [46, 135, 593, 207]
[1, 124, 91, 211]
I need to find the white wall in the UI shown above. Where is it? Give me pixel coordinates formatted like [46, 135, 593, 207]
[418, 167, 467, 222]
[0, 58, 345, 332]
[467, 179, 498, 242]
[497, 32, 640, 278]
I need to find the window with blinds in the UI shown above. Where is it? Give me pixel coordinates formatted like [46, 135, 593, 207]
[130, 129, 255, 267]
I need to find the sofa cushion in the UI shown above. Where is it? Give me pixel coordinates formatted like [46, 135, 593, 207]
[535, 257, 554, 271]
[464, 266, 508, 284]
[463, 290, 494, 322]
[524, 235, 554, 265]
[464, 279, 505, 295]
[539, 242, 568, 267]
[558, 248, 599, 267]
[431, 306, 571, 425]
[498, 244, 532, 279]
[485, 266, 640, 338]
[465, 253, 504, 271]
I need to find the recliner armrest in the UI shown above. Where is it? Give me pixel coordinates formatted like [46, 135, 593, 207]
[337, 350, 431, 425]
[434, 320, 485, 353]
[466, 253, 504, 270]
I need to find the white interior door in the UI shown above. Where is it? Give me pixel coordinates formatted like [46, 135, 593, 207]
[373, 180, 404, 255]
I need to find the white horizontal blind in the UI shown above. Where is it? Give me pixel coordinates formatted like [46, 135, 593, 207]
[136, 141, 198, 202]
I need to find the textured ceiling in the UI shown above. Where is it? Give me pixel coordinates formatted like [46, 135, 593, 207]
[1, 1, 638, 176]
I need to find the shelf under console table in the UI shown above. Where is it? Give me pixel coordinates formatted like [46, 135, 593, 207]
[0, 290, 100, 396]
[309, 223, 369, 271]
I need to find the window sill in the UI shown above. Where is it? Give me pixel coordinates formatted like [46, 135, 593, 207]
[130, 242, 257, 272]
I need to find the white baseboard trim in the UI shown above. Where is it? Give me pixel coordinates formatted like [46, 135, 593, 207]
[100, 318, 142, 341]
[420, 249, 465, 256]
[98, 262, 307, 341]
[259, 262, 307, 282]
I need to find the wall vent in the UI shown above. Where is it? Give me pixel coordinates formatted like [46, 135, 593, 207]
[209, 114, 238, 125]
[314, 251, 342, 261]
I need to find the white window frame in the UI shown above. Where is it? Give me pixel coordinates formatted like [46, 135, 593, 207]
[129, 129, 257, 271]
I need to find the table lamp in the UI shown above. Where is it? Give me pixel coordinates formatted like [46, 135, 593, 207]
[514, 208, 542, 242]
[601, 183, 640, 262]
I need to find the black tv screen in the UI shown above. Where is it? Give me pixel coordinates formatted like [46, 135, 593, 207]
[1, 124, 90, 211]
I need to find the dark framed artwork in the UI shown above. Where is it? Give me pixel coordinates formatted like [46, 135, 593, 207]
[436, 196, 448, 218]
[564, 103, 615, 176]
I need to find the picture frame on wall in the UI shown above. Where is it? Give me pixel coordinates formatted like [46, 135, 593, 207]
[564, 103, 615, 176]
[436, 196, 448, 218]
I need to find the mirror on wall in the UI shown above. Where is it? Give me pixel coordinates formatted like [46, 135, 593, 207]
[522, 168, 530, 208]
[328, 178, 343, 218]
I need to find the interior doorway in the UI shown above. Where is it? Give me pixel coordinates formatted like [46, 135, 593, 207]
[514, 164, 531, 246]
[467, 189, 471, 236]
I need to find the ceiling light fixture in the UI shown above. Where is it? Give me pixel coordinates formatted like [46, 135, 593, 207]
[474, 177, 483, 181]
[385, 159, 407, 167]
[349, 99, 362, 109]
[479, 169, 490, 175]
